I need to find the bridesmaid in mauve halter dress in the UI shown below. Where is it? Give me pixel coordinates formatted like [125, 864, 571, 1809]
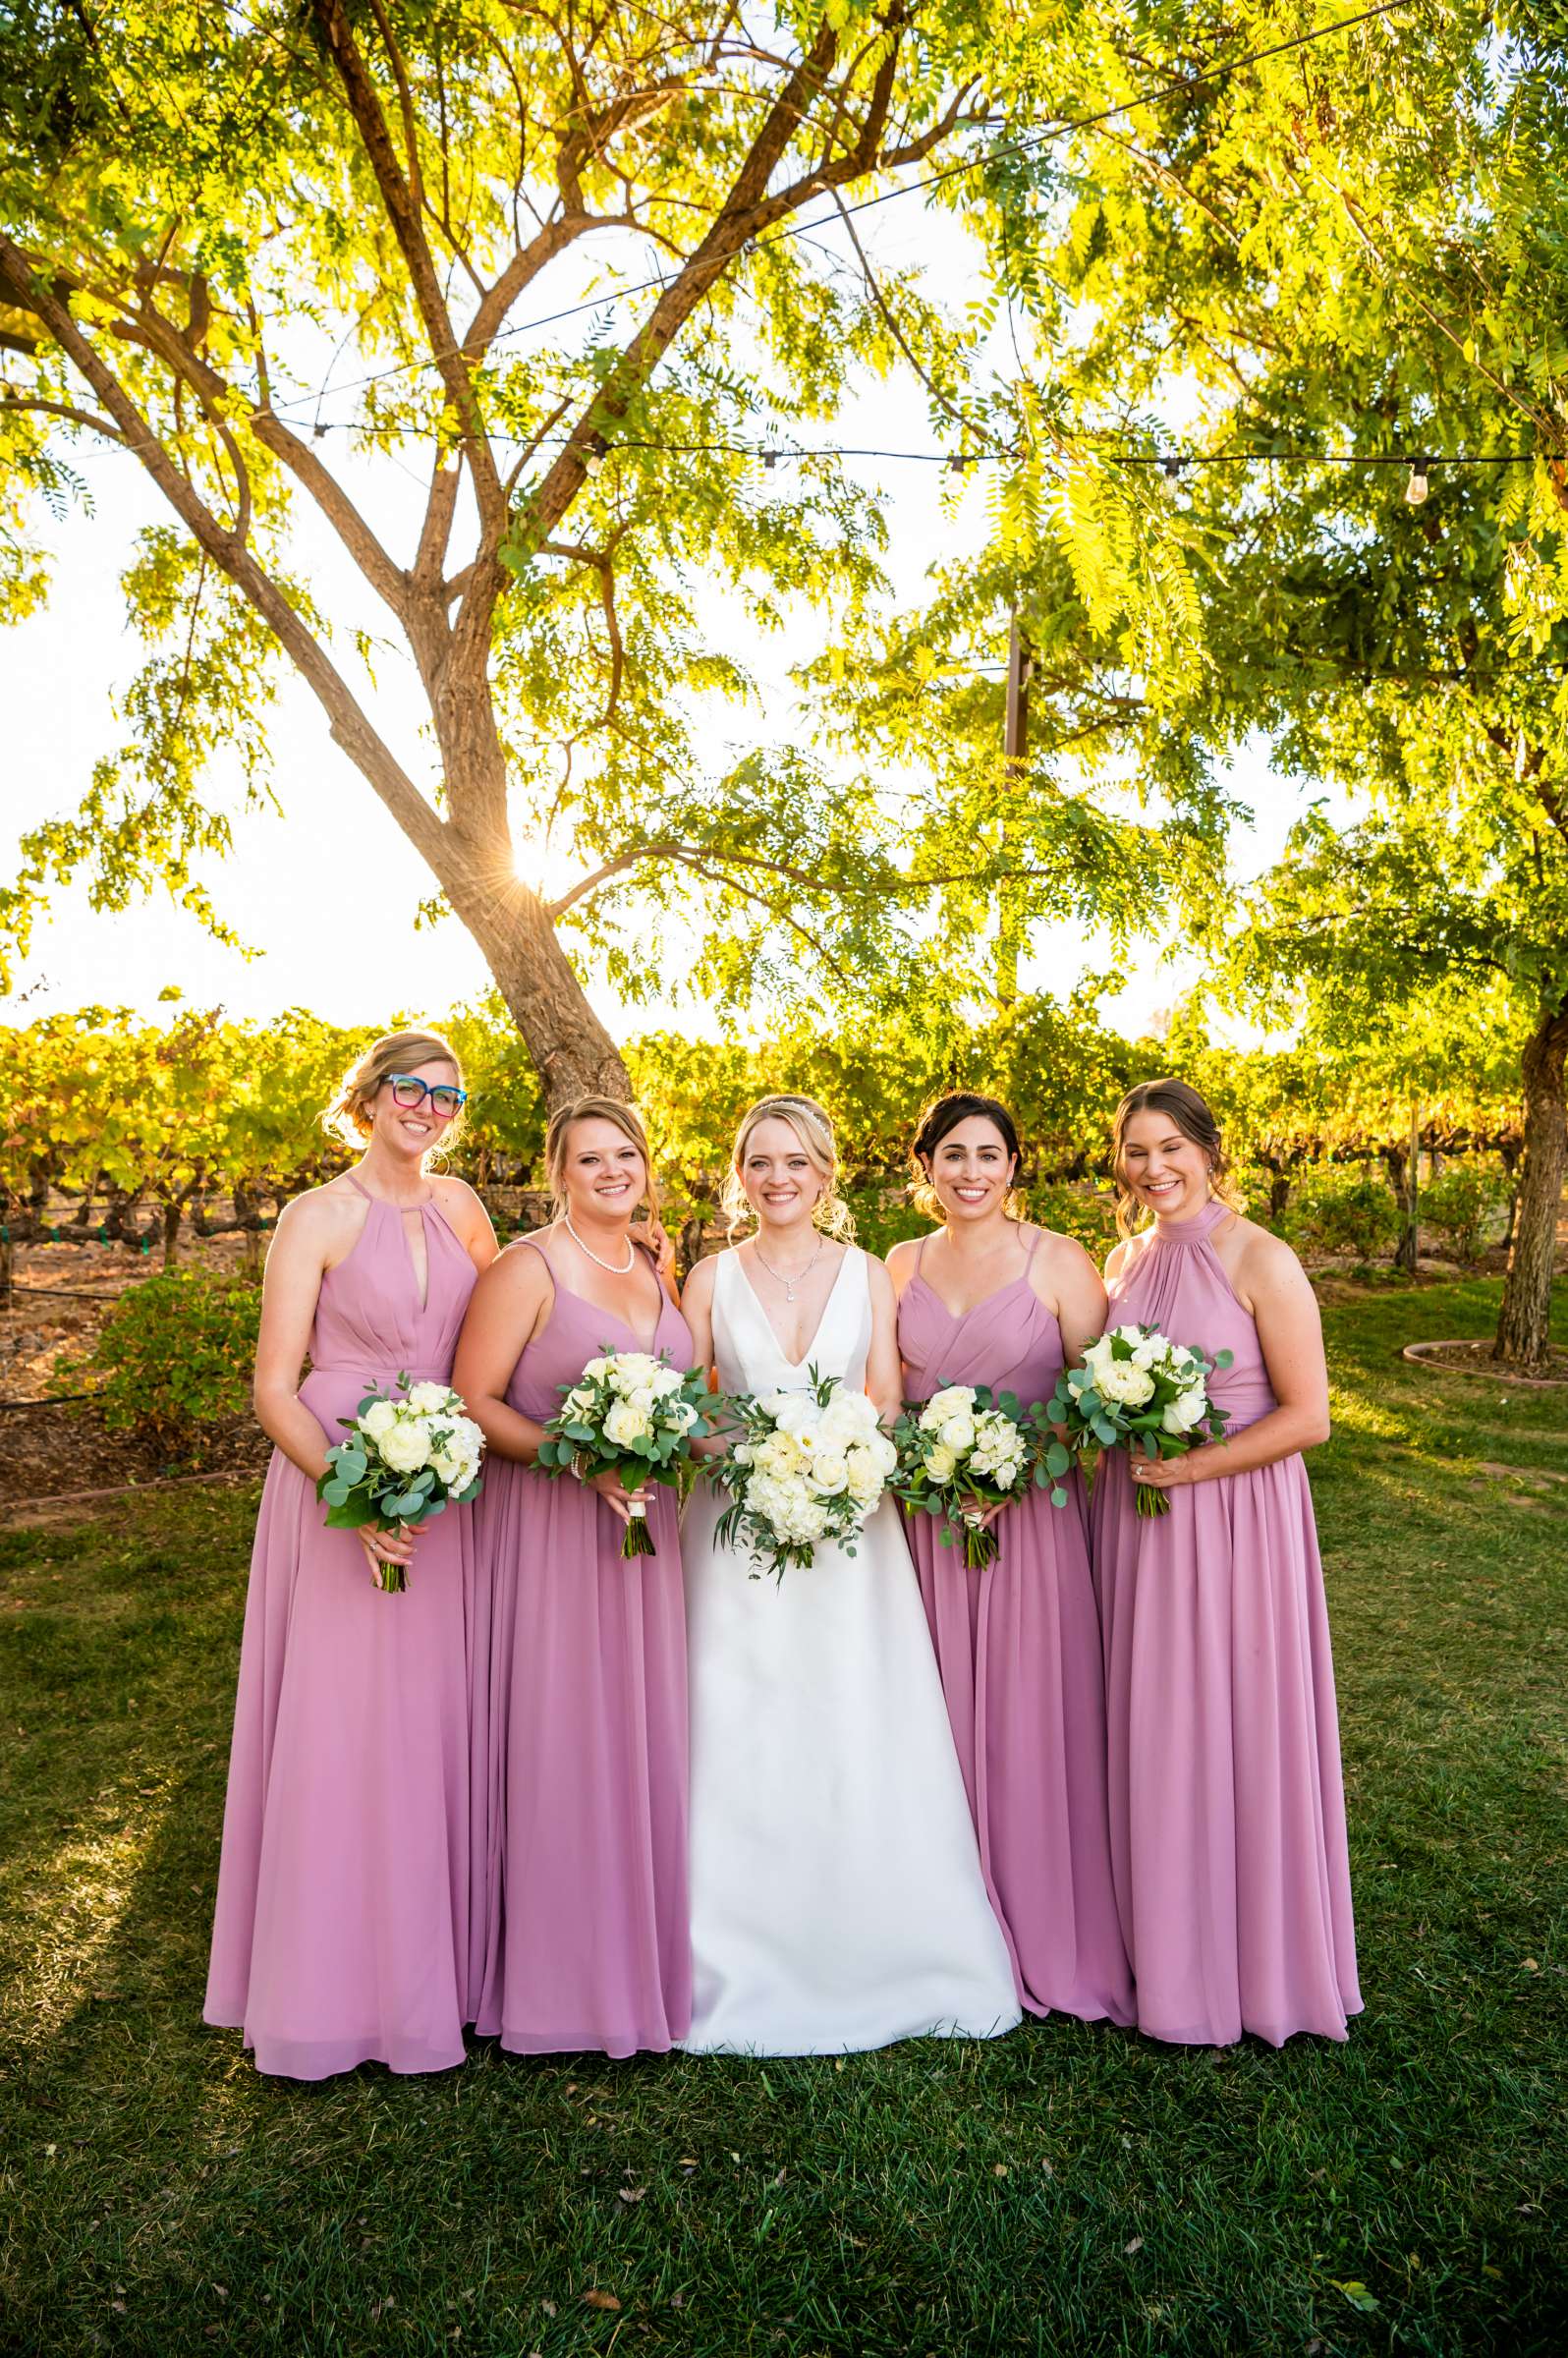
[206, 1038, 494, 2078]
[1093, 1086, 1360, 2049]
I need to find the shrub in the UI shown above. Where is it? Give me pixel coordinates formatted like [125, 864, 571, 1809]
[1421, 1164, 1511, 1263]
[1285, 1171, 1405, 1262]
[89, 1269, 260, 1458]
[1023, 1181, 1120, 1261]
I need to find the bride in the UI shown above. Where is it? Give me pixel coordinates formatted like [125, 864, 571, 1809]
[678, 1094, 1020, 2054]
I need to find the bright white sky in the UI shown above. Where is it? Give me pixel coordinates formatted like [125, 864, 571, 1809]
[0, 190, 1302, 1045]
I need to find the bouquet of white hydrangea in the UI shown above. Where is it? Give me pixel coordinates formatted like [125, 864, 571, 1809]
[1044, 1323, 1233, 1518]
[709, 1367, 899, 1580]
[892, 1382, 1041, 1568]
[318, 1375, 485, 1591]
[536, 1349, 713, 1557]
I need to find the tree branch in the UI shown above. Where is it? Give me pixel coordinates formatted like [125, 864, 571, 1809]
[0, 232, 449, 878]
[309, 0, 506, 537]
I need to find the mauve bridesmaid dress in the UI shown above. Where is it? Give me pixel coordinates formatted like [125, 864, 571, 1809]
[473, 1237, 692, 2057]
[898, 1227, 1133, 2026]
[205, 1175, 481, 2078]
[1092, 1197, 1361, 2046]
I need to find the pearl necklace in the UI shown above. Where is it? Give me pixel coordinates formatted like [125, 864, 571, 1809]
[752, 1234, 825, 1304]
[565, 1210, 635, 1274]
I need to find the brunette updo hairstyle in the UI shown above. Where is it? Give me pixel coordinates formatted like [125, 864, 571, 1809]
[545, 1095, 660, 1221]
[1109, 1078, 1244, 1238]
[910, 1093, 1026, 1222]
[721, 1094, 856, 1241]
[323, 1029, 465, 1153]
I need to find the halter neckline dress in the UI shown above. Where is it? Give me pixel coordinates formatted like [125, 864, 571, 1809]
[205, 1175, 482, 2078]
[1092, 1198, 1361, 2047]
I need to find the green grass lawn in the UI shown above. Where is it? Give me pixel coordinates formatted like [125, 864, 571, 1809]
[2, 1279, 1565, 2358]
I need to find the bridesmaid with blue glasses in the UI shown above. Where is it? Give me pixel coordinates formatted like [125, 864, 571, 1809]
[205, 1029, 496, 2076]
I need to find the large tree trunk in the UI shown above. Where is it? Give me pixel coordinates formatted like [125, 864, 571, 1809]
[1493, 990, 1568, 1371]
[444, 849, 632, 1108]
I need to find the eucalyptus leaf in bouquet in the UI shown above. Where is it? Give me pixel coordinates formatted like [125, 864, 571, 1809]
[317, 1374, 485, 1592]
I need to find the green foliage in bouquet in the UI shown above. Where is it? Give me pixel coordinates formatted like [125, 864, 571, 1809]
[85, 1269, 259, 1460]
[536, 1352, 714, 1559]
[1047, 1325, 1234, 1521]
[317, 1378, 484, 1595]
[892, 1381, 1046, 1569]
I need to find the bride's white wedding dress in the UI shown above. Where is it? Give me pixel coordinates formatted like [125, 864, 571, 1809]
[680, 1246, 1021, 2054]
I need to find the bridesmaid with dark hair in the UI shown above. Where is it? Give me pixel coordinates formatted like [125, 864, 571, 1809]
[1093, 1078, 1360, 2047]
[454, 1096, 692, 2058]
[889, 1094, 1133, 2028]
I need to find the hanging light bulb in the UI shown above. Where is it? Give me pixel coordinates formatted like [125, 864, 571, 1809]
[583, 430, 607, 478]
[1161, 455, 1186, 479]
[761, 448, 779, 472]
[1404, 457, 1429, 505]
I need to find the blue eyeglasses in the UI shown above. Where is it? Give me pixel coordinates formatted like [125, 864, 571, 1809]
[385, 1074, 467, 1119]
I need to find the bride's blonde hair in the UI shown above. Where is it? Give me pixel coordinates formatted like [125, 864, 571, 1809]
[720, 1094, 856, 1241]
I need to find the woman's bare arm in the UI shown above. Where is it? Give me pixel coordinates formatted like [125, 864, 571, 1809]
[451, 1247, 553, 1466]
[864, 1254, 907, 1427]
[252, 1193, 348, 1482]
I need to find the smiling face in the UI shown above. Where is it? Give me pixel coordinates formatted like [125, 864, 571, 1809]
[739, 1115, 826, 1235]
[369, 1057, 460, 1164]
[1117, 1106, 1213, 1222]
[923, 1115, 1017, 1227]
[559, 1116, 647, 1222]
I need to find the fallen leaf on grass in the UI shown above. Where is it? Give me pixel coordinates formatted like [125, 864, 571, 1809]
[1124, 2237, 1145, 2255]
[1329, 2280, 1378, 2314]
[619, 2187, 646, 2204]
[584, 2290, 622, 2313]
[1522, 1958, 1539, 1972]
[993, 2164, 1009, 2178]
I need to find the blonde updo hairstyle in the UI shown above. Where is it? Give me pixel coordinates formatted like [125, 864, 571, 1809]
[323, 1029, 466, 1156]
[1110, 1077, 1245, 1239]
[545, 1095, 660, 1223]
[722, 1094, 856, 1242]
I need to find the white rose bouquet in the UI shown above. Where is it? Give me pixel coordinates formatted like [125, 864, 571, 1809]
[892, 1382, 1041, 1569]
[317, 1374, 485, 1592]
[1044, 1323, 1233, 1519]
[709, 1366, 899, 1580]
[536, 1349, 713, 1557]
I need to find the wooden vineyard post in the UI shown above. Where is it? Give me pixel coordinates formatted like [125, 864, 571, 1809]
[1397, 1100, 1421, 1273]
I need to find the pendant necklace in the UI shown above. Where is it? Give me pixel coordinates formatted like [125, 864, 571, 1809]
[565, 1211, 635, 1275]
[753, 1235, 824, 1304]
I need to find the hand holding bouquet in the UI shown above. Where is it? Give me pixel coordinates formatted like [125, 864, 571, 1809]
[893, 1382, 1038, 1568]
[1045, 1323, 1232, 1518]
[318, 1376, 485, 1592]
[711, 1368, 898, 1580]
[537, 1349, 713, 1557]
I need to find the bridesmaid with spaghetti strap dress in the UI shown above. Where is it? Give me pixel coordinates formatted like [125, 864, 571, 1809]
[205, 1031, 497, 2078]
[455, 1096, 692, 2057]
[1093, 1080, 1361, 2048]
[890, 1094, 1133, 2028]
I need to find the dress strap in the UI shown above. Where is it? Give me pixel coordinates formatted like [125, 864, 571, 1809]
[515, 1230, 555, 1277]
[345, 1172, 372, 1201]
[1021, 1222, 1042, 1265]
[915, 1231, 930, 1272]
